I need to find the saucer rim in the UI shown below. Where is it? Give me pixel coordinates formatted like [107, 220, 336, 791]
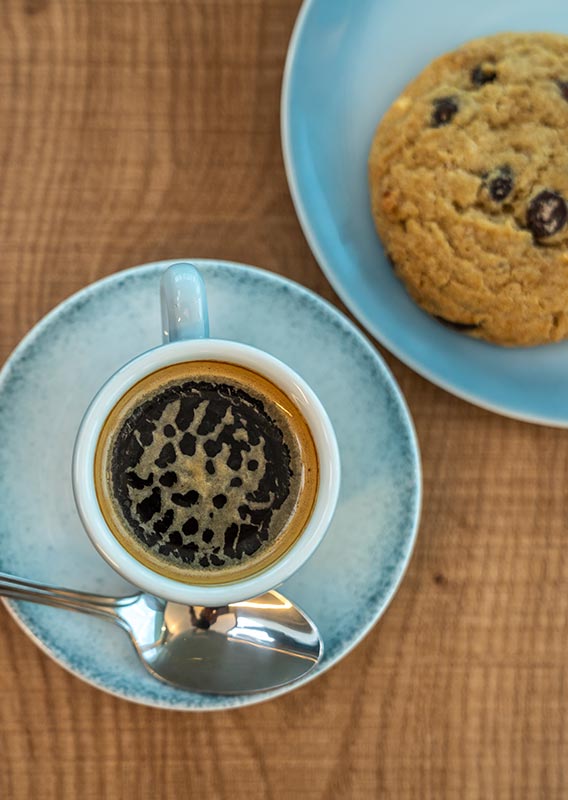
[1, 259, 422, 710]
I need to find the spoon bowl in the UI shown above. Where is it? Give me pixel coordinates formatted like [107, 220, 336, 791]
[0, 572, 322, 694]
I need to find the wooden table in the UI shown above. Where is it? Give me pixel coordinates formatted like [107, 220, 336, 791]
[0, 1, 566, 797]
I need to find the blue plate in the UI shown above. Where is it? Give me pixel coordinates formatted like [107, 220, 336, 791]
[282, 0, 568, 426]
[0, 261, 420, 710]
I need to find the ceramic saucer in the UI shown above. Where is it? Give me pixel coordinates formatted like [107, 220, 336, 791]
[0, 260, 420, 710]
[282, 0, 568, 425]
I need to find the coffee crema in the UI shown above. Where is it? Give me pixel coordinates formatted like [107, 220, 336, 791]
[94, 361, 319, 585]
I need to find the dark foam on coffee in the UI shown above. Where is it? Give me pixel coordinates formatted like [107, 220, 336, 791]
[95, 362, 318, 584]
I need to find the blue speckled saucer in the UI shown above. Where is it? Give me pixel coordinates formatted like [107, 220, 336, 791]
[0, 261, 421, 710]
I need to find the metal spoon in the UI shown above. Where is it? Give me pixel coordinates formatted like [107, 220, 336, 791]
[0, 571, 322, 694]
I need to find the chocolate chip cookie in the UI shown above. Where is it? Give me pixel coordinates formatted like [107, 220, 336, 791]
[368, 33, 568, 346]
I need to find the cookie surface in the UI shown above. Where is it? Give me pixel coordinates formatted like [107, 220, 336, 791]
[368, 32, 568, 346]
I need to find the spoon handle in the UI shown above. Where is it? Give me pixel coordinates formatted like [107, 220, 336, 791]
[0, 571, 137, 626]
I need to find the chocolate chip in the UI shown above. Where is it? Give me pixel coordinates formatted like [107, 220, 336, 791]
[205, 460, 215, 475]
[487, 165, 514, 201]
[527, 190, 568, 239]
[210, 554, 224, 566]
[431, 97, 458, 127]
[163, 424, 176, 437]
[471, 64, 497, 86]
[490, 175, 513, 202]
[247, 459, 259, 472]
[230, 477, 242, 487]
[202, 528, 214, 543]
[557, 80, 568, 102]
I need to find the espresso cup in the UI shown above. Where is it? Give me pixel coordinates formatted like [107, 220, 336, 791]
[73, 263, 340, 605]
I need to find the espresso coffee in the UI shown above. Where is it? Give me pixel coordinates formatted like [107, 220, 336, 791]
[94, 361, 319, 584]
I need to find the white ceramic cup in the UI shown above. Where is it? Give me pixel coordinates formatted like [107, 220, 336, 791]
[73, 263, 340, 605]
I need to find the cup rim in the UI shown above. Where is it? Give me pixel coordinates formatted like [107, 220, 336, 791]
[72, 338, 340, 605]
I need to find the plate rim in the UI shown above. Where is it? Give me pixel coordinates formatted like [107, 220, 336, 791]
[280, 0, 568, 429]
[1, 258, 422, 711]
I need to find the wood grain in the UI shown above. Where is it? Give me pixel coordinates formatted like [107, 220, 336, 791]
[0, 1, 567, 797]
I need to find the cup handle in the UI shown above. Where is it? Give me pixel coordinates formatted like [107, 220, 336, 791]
[160, 262, 210, 343]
